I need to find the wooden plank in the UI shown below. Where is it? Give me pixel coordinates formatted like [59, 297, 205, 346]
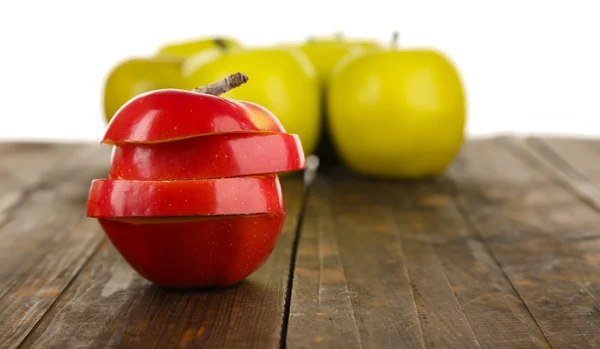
[0, 142, 90, 189]
[0, 143, 78, 292]
[286, 182, 368, 349]
[0, 144, 109, 288]
[0, 142, 87, 222]
[448, 137, 600, 349]
[523, 137, 600, 210]
[396, 180, 551, 349]
[527, 137, 600, 180]
[19, 175, 306, 349]
[287, 168, 549, 348]
[0, 143, 110, 348]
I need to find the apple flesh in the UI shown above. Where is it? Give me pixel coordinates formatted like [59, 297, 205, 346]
[102, 89, 286, 144]
[99, 213, 285, 289]
[87, 176, 284, 218]
[109, 133, 306, 180]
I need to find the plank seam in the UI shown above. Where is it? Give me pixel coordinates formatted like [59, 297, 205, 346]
[324, 193, 364, 348]
[430, 241, 482, 347]
[15, 236, 107, 349]
[498, 137, 600, 346]
[0, 181, 52, 233]
[446, 144, 556, 348]
[279, 171, 318, 349]
[0, 145, 89, 232]
[517, 137, 600, 213]
[0, 155, 105, 303]
[451, 194, 554, 348]
[397, 237, 427, 349]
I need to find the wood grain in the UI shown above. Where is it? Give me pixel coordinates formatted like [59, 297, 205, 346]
[3, 137, 600, 348]
[18, 175, 305, 349]
[449, 137, 600, 348]
[524, 137, 600, 210]
[287, 167, 550, 349]
[0, 143, 92, 225]
[527, 137, 600, 181]
[286, 182, 370, 349]
[0, 143, 110, 348]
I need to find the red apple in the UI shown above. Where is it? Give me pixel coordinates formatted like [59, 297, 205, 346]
[102, 89, 286, 145]
[99, 213, 285, 288]
[87, 73, 302, 289]
[109, 133, 306, 180]
[87, 175, 283, 218]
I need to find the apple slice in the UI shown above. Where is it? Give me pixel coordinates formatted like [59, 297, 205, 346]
[87, 175, 283, 218]
[102, 88, 286, 144]
[109, 133, 306, 180]
[98, 213, 285, 288]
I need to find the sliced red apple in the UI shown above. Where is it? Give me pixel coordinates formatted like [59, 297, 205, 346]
[109, 133, 306, 180]
[98, 213, 285, 288]
[87, 175, 283, 218]
[102, 89, 286, 144]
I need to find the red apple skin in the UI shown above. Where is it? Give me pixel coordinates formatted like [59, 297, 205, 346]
[109, 133, 306, 180]
[98, 213, 285, 288]
[102, 89, 286, 144]
[87, 175, 284, 218]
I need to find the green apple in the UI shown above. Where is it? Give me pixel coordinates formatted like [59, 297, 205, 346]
[275, 34, 384, 167]
[327, 39, 467, 179]
[103, 56, 189, 124]
[103, 36, 238, 124]
[182, 46, 322, 156]
[292, 33, 384, 88]
[155, 36, 241, 59]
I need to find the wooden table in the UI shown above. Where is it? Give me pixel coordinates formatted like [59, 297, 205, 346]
[1, 136, 599, 349]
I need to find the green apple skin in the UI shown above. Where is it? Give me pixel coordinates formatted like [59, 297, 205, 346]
[297, 37, 384, 88]
[182, 47, 322, 156]
[276, 34, 384, 89]
[298, 43, 363, 88]
[104, 41, 232, 124]
[155, 36, 241, 59]
[327, 48, 467, 179]
[283, 37, 383, 167]
[103, 57, 188, 124]
[299, 40, 361, 167]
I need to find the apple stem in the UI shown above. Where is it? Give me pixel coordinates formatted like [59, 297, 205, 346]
[193, 72, 249, 96]
[391, 30, 400, 49]
[214, 38, 228, 50]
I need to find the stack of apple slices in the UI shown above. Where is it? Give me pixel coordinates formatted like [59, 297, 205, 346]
[86, 74, 306, 289]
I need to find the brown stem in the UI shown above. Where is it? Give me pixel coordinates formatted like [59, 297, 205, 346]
[214, 37, 228, 50]
[193, 72, 249, 96]
[391, 30, 400, 49]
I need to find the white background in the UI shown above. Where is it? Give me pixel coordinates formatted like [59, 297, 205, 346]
[0, 0, 598, 142]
